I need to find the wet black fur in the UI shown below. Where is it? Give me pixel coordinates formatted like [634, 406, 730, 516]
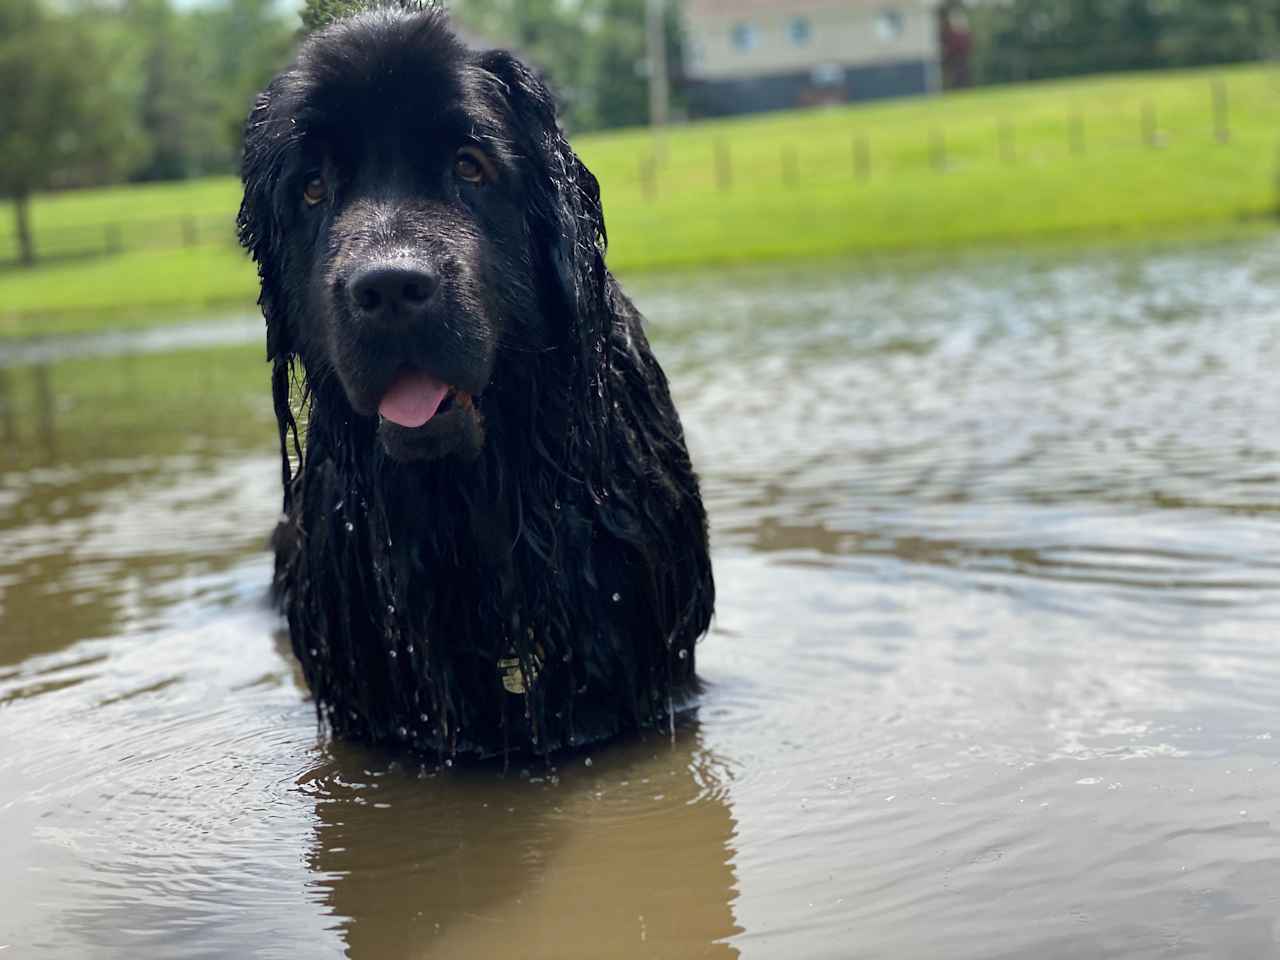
[238, 6, 714, 758]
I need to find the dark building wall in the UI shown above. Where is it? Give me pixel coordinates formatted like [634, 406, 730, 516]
[689, 59, 932, 119]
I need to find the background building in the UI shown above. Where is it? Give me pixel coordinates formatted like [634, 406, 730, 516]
[683, 0, 945, 118]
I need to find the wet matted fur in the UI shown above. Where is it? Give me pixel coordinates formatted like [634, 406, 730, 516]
[238, 6, 714, 759]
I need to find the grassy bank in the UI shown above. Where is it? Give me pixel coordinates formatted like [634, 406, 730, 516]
[2, 61, 1278, 335]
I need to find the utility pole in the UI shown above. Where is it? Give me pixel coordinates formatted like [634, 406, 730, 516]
[646, 0, 669, 157]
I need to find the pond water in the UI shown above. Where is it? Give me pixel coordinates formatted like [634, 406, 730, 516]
[4, 236, 1280, 958]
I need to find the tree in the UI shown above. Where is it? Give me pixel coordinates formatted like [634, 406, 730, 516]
[582, 0, 685, 130]
[120, 0, 226, 181]
[196, 0, 295, 171]
[0, 0, 142, 265]
[972, 0, 1275, 85]
[300, 0, 369, 34]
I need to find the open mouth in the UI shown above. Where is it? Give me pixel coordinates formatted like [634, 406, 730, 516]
[377, 368, 474, 429]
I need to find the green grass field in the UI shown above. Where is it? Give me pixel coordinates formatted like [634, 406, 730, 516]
[2, 61, 1278, 336]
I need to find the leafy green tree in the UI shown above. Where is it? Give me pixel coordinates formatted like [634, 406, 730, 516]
[582, 0, 684, 130]
[0, 0, 142, 264]
[121, 0, 225, 181]
[196, 0, 295, 168]
[299, 0, 367, 35]
[584, 0, 648, 129]
[972, 0, 1277, 85]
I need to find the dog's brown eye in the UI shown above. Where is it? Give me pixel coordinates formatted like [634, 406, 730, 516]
[454, 148, 492, 185]
[303, 175, 327, 206]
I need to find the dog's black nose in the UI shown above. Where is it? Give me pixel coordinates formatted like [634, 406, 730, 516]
[348, 263, 437, 325]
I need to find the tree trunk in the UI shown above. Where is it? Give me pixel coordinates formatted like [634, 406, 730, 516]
[14, 190, 35, 267]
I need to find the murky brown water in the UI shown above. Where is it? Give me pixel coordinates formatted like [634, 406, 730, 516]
[4, 237, 1280, 958]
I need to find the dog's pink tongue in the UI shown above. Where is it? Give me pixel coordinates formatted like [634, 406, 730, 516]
[378, 370, 449, 428]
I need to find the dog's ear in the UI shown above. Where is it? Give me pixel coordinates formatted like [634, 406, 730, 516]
[238, 81, 294, 364]
[239, 80, 304, 508]
[477, 50, 607, 321]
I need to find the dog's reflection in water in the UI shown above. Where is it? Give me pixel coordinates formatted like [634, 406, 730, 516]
[301, 722, 741, 959]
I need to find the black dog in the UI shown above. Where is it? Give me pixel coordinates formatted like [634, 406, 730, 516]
[238, 6, 714, 759]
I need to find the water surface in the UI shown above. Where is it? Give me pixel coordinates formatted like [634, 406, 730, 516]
[4, 237, 1280, 957]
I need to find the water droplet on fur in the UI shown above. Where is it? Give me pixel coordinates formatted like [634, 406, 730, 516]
[344, 521, 354, 533]
[309, 647, 318, 657]
[386, 604, 396, 616]
[444, 758, 453, 768]
[584, 757, 593, 767]
[553, 499, 561, 510]
[611, 592, 621, 603]
[678, 649, 688, 660]
[419, 713, 429, 722]
[397, 726, 408, 739]
[389, 649, 398, 659]
[406, 644, 415, 655]
[334, 499, 344, 511]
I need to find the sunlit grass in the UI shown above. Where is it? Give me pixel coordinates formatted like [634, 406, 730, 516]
[2, 61, 1278, 335]
[0, 246, 259, 337]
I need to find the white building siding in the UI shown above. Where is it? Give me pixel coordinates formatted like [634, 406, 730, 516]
[686, 1, 939, 81]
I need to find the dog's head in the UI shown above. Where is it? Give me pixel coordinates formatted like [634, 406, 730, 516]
[239, 7, 606, 463]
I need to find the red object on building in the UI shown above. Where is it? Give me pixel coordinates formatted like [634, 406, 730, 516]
[940, 1, 972, 89]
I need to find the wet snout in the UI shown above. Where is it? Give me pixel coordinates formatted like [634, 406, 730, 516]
[347, 261, 439, 329]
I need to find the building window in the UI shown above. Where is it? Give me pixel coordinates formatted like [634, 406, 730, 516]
[789, 16, 812, 46]
[731, 22, 758, 53]
[876, 9, 905, 41]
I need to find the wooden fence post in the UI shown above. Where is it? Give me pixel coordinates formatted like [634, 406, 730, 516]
[639, 155, 657, 200]
[999, 120, 1016, 164]
[853, 134, 871, 181]
[1273, 139, 1280, 219]
[714, 138, 732, 191]
[1069, 111, 1085, 155]
[781, 144, 798, 185]
[1213, 79, 1230, 144]
[1142, 101, 1160, 148]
